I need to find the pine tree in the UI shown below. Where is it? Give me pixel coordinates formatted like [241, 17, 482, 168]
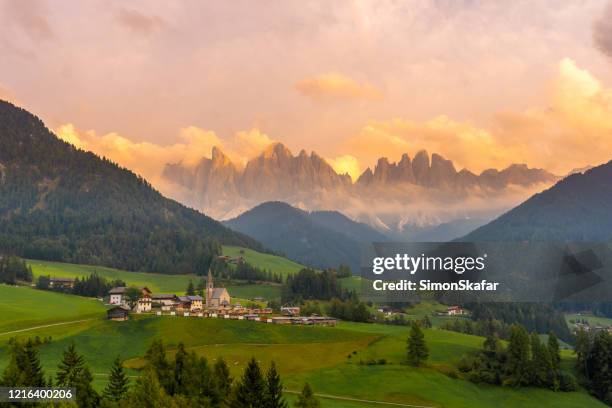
[230, 357, 265, 407]
[504, 324, 531, 387]
[548, 331, 561, 371]
[56, 343, 85, 387]
[1, 340, 27, 387]
[294, 383, 319, 408]
[574, 328, 591, 378]
[126, 367, 176, 408]
[75, 366, 100, 408]
[264, 362, 287, 408]
[145, 339, 172, 393]
[173, 343, 189, 395]
[186, 280, 195, 296]
[406, 322, 428, 366]
[103, 357, 130, 402]
[23, 339, 46, 387]
[483, 334, 499, 355]
[214, 358, 233, 400]
[586, 330, 612, 403]
[530, 333, 553, 388]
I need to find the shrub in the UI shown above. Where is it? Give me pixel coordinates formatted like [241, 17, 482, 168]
[558, 371, 578, 392]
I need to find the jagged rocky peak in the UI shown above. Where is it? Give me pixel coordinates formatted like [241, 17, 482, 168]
[412, 150, 430, 183]
[429, 153, 457, 187]
[356, 167, 374, 185]
[373, 157, 392, 183]
[211, 146, 234, 167]
[355, 149, 556, 190]
[262, 142, 293, 160]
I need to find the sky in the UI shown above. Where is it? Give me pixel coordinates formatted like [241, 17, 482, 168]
[2, 0, 612, 184]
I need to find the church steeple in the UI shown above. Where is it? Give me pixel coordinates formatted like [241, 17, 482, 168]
[206, 269, 214, 308]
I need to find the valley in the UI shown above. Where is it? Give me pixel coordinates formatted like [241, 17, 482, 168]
[0, 282, 605, 407]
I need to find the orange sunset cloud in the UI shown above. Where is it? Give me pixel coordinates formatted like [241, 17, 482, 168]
[338, 59, 612, 176]
[295, 73, 383, 102]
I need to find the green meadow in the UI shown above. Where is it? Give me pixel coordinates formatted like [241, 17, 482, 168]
[565, 313, 612, 328]
[0, 284, 106, 333]
[222, 245, 307, 278]
[27, 253, 284, 301]
[27, 246, 366, 304]
[0, 283, 605, 407]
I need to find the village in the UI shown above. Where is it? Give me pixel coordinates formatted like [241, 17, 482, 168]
[104, 269, 338, 327]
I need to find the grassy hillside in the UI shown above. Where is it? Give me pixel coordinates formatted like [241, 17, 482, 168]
[0, 285, 603, 407]
[28, 259, 281, 301]
[223, 245, 306, 278]
[0, 284, 107, 333]
[26, 245, 317, 302]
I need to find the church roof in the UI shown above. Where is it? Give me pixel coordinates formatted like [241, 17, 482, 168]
[210, 288, 228, 299]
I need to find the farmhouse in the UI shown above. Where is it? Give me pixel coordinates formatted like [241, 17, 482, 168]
[108, 286, 152, 310]
[108, 287, 127, 305]
[107, 306, 130, 321]
[137, 288, 152, 313]
[446, 306, 464, 316]
[49, 277, 75, 289]
[152, 293, 178, 311]
[177, 295, 203, 312]
[205, 269, 231, 308]
[281, 306, 300, 316]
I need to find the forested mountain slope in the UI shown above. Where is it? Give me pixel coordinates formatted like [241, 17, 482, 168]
[0, 100, 261, 274]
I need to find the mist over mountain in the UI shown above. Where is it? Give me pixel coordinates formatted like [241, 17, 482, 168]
[463, 161, 612, 242]
[0, 100, 261, 274]
[164, 142, 557, 236]
[225, 201, 387, 272]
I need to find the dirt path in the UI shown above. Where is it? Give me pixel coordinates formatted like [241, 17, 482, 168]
[284, 390, 436, 407]
[0, 319, 95, 337]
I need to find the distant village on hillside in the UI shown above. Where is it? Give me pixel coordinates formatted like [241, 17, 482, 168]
[93, 269, 338, 326]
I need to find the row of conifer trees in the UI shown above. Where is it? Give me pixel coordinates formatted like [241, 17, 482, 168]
[0, 337, 320, 408]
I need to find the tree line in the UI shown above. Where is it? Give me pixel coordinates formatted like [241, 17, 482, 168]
[281, 268, 343, 302]
[458, 324, 577, 391]
[440, 318, 511, 340]
[300, 296, 372, 323]
[467, 303, 571, 342]
[211, 259, 284, 283]
[0, 337, 320, 408]
[37, 272, 125, 298]
[575, 328, 612, 405]
[0, 255, 32, 285]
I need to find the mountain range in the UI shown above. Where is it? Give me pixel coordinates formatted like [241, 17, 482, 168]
[163, 143, 558, 237]
[0, 100, 261, 274]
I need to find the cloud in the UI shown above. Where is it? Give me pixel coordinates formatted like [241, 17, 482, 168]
[52, 58, 612, 190]
[56, 124, 220, 185]
[295, 73, 383, 102]
[342, 116, 505, 174]
[55, 124, 275, 189]
[115, 7, 165, 36]
[341, 59, 612, 175]
[2, 0, 54, 41]
[232, 129, 276, 165]
[593, 1, 612, 58]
